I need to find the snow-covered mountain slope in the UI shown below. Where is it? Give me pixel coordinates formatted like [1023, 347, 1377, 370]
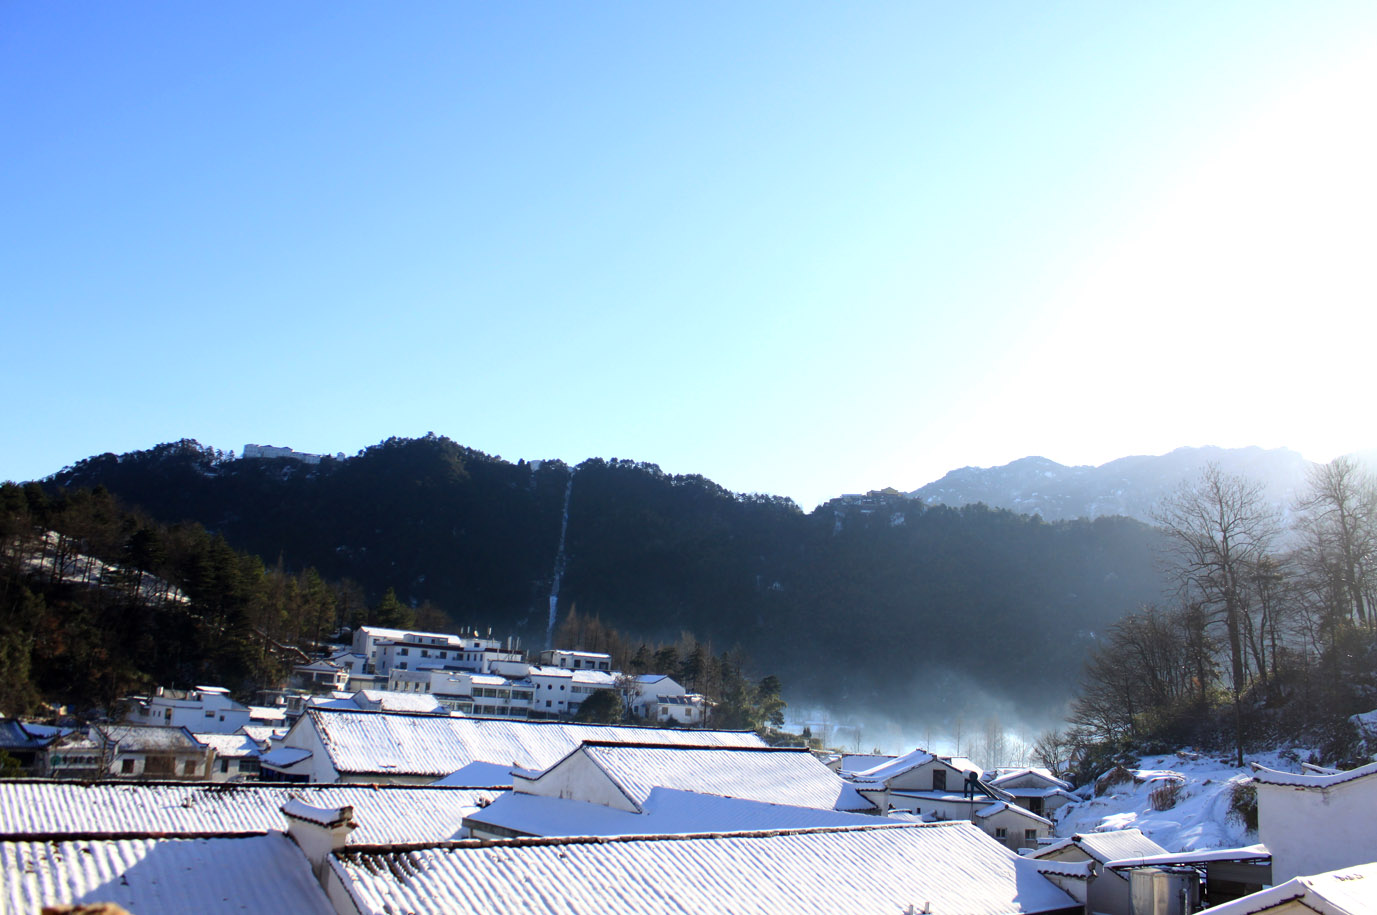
[1052, 750, 1309, 852]
[911, 446, 1315, 524]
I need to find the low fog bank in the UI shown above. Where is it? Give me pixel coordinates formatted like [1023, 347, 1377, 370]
[785, 666, 1073, 766]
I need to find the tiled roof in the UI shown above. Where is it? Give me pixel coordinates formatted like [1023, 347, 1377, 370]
[303, 709, 766, 777]
[1, 834, 335, 914]
[97, 725, 205, 751]
[578, 744, 878, 812]
[332, 821, 1079, 915]
[0, 781, 497, 845]
[1250, 760, 1377, 789]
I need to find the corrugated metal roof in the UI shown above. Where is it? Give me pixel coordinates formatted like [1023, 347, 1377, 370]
[467, 787, 887, 837]
[0, 781, 497, 845]
[307, 709, 767, 777]
[581, 744, 875, 812]
[333, 821, 1080, 915]
[1, 833, 335, 914]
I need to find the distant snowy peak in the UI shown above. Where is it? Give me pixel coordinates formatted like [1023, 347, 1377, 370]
[910, 446, 1321, 524]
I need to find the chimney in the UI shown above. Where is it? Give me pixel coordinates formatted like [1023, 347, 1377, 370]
[282, 799, 357, 883]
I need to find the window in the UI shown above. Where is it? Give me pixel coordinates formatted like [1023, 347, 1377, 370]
[183, 759, 198, 776]
[121, 758, 136, 774]
[205, 710, 215, 718]
[1025, 829, 1038, 843]
[932, 770, 946, 791]
[220, 758, 231, 773]
[995, 828, 1007, 840]
[399, 648, 409, 656]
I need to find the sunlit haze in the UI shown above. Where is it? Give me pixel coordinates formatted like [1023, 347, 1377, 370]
[4, 3, 1373, 509]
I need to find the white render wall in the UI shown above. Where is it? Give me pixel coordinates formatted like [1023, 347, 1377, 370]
[518, 751, 638, 812]
[1258, 775, 1377, 882]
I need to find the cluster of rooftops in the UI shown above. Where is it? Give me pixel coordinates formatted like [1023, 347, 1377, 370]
[5, 627, 1376, 913]
[4, 708, 1377, 914]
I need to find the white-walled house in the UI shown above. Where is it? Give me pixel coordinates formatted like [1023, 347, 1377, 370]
[352, 626, 522, 678]
[1251, 760, 1377, 883]
[539, 649, 612, 671]
[464, 741, 879, 839]
[1029, 828, 1171, 915]
[123, 685, 252, 734]
[986, 767, 1078, 819]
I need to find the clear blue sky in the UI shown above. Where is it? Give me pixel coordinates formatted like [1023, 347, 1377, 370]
[4, 2, 1374, 509]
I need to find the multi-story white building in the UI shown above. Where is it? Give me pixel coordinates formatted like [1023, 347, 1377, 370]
[123, 686, 252, 734]
[352, 626, 522, 677]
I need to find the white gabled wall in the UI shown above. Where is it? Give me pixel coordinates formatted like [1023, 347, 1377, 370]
[520, 749, 639, 812]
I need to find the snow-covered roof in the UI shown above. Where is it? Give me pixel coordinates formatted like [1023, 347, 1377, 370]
[1032, 828, 1170, 865]
[358, 625, 463, 643]
[466, 787, 886, 838]
[988, 768, 1073, 790]
[1, 834, 336, 915]
[1104, 844, 1271, 870]
[248, 705, 288, 721]
[840, 754, 894, 772]
[974, 801, 1052, 826]
[193, 733, 260, 758]
[848, 747, 936, 781]
[0, 720, 66, 750]
[355, 689, 446, 713]
[1195, 861, 1377, 915]
[331, 821, 1079, 915]
[97, 724, 205, 751]
[431, 761, 517, 787]
[261, 746, 313, 769]
[240, 725, 286, 746]
[1250, 760, 1377, 789]
[569, 743, 878, 812]
[570, 669, 616, 686]
[0, 780, 498, 845]
[300, 708, 767, 778]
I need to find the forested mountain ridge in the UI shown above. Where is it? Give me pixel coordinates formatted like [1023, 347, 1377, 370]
[41, 436, 1171, 724]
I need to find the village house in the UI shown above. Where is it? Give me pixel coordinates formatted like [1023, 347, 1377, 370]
[123, 685, 252, 734]
[1029, 828, 1172, 915]
[986, 767, 1079, 819]
[0, 719, 70, 775]
[195, 732, 263, 781]
[351, 625, 523, 678]
[464, 741, 877, 838]
[1251, 759, 1377, 883]
[837, 747, 1052, 847]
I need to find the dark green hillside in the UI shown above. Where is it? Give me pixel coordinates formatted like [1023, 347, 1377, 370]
[46, 436, 1169, 722]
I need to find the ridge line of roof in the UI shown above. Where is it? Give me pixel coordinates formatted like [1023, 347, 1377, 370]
[0, 830, 271, 842]
[332, 820, 951, 856]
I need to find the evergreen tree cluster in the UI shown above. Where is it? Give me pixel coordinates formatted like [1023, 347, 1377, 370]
[0, 481, 442, 717]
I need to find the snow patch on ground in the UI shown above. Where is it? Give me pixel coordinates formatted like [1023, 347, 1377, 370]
[1053, 749, 1310, 853]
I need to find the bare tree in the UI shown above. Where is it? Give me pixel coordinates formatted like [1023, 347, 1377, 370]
[1154, 464, 1280, 765]
[1295, 456, 1377, 630]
